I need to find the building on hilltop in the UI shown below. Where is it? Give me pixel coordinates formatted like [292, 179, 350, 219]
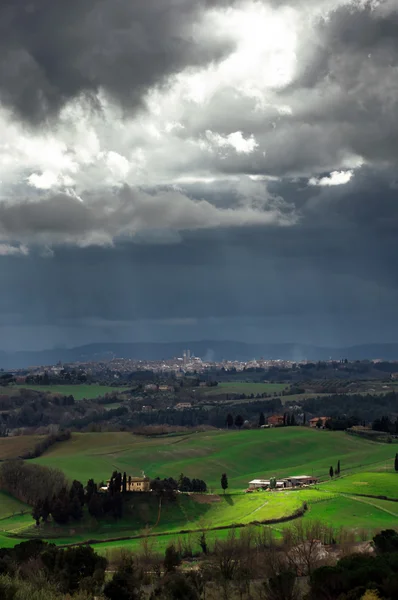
[127, 476, 151, 492]
[103, 474, 151, 493]
[309, 416, 331, 429]
[267, 414, 284, 427]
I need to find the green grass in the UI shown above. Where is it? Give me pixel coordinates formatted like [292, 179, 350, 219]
[201, 382, 288, 396]
[320, 471, 398, 498]
[34, 428, 395, 491]
[14, 384, 128, 401]
[0, 492, 30, 520]
[0, 435, 43, 460]
[23, 491, 307, 543]
[95, 526, 239, 556]
[299, 495, 398, 533]
[1, 428, 396, 550]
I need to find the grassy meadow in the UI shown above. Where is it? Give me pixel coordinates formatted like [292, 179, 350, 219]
[0, 492, 29, 521]
[12, 384, 128, 401]
[0, 427, 397, 550]
[0, 435, 43, 460]
[320, 471, 398, 498]
[34, 428, 396, 490]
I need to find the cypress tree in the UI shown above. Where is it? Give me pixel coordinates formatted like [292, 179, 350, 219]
[221, 473, 228, 494]
[329, 466, 334, 478]
[395, 453, 398, 472]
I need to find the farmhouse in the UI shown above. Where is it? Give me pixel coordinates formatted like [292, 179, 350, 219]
[248, 479, 286, 490]
[127, 476, 151, 492]
[175, 402, 192, 410]
[285, 475, 318, 486]
[103, 475, 151, 493]
[267, 414, 284, 426]
[248, 474, 318, 490]
[309, 416, 331, 428]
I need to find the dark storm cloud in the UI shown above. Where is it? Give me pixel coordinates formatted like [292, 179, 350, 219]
[281, 1, 398, 165]
[0, 205, 397, 328]
[176, 1, 398, 179]
[0, 0, 234, 124]
[2, 0, 398, 351]
[2, 168, 398, 350]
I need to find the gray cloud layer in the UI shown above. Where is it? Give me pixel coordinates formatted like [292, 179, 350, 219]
[0, 0, 398, 349]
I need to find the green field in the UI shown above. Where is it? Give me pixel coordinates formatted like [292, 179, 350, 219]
[0, 428, 397, 551]
[95, 526, 236, 557]
[0, 435, 43, 460]
[299, 495, 398, 532]
[320, 471, 398, 498]
[33, 428, 395, 490]
[14, 384, 128, 401]
[23, 490, 310, 544]
[201, 382, 289, 396]
[0, 492, 29, 520]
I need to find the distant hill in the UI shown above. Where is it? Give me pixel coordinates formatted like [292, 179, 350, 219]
[2, 340, 398, 369]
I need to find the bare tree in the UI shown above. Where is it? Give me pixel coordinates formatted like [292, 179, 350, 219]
[283, 521, 332, 576]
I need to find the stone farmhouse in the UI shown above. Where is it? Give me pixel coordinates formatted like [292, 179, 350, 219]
[101, 474, 151, 493]
[126, 476, 151, 492]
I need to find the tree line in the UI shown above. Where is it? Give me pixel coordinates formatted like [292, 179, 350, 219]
[17, 466, 208, 527]
[0, 460, 68, 505]
[2, 525, 398, 599]
[19, 429, 71, 459]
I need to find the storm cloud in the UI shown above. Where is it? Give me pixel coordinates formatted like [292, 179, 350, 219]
[0, 0, 235, 124]
[0, 0, 398, 350]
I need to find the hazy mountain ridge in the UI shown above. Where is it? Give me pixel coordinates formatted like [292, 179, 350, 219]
[1, 341, 398, 369]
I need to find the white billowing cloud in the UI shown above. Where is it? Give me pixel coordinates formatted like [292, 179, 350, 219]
[28, 171, 59, 190]
[204, 130, 259, 154]
[308, 170, 354, 187]
[105, 151, 131, 180]
[27, 171, 75, 190]
[175, 2, 298, 106]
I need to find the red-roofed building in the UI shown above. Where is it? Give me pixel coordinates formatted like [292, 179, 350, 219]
[267, 414, 284, 427]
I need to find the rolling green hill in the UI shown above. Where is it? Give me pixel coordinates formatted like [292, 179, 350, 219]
[0, 428, 396, 551]
[34, 428, 395, 491]
[320, 471, 398, 498]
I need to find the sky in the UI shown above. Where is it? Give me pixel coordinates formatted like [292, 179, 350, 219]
[0, 0, 398, 351]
